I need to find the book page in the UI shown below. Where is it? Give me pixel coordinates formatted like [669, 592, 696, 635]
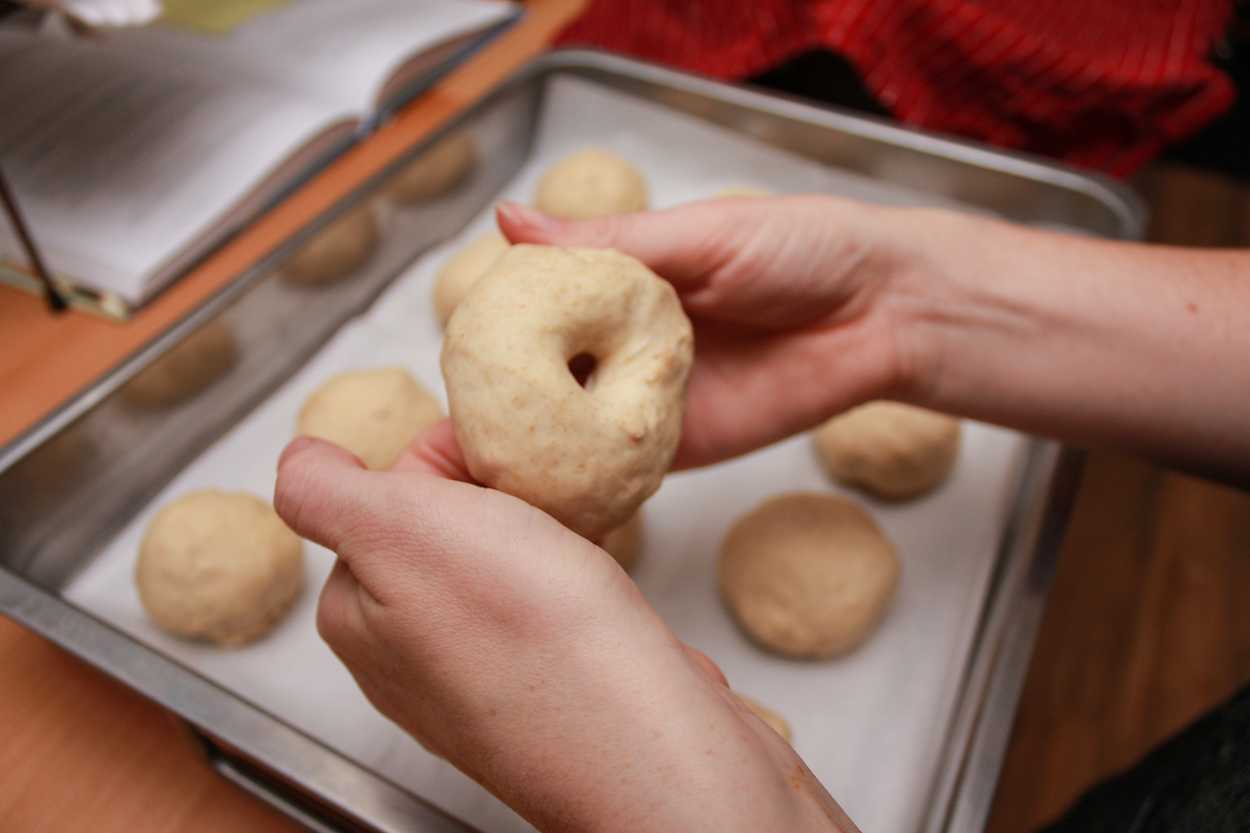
[109, 0, 517, 113]
[0, 29, 342, 302]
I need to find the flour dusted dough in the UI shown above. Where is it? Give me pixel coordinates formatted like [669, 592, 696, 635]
[136, 490, 304, 646]
[719, 492, 900, 659]
[388, 133, 477, 204]
[601, 512, 643, 571]
[737, 694, 793, 743]
[813, 402, 961, 500]
[442, 245, 692, 540]
[283, 204, 379, 285]
[298, 368, 443, 470]
[122, 319, 237, 408]
[534, 148, 648, 219]
[433, 231, 509, 327]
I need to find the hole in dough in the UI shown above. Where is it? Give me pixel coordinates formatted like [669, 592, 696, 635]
[568, 352, 597, 388]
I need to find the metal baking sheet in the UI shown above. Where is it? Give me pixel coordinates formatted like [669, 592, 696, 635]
[0, 51, 1143, 833]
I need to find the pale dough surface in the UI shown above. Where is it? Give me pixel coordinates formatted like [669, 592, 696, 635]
[719, 492, 900, 659]
[388, 132, 477, 204]
[298, 367, 443, 470]
[601, 512, 643, 571]
[714, 185, 772, 198]
[283, 204, 379, 285]
[433, 231, 510, 327]
[122, 318, 237, 408]
[534, 148, 648, 219]
[442, 244, 692, 540]
[135, 490, 304, 646]
[737, 693, 793, 743]
[813, 402, 961, 500]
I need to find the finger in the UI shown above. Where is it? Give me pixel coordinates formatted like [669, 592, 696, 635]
[281, 431, 604, 593]
[496, 200, 738, 289]
[274, 435, 387, 554]
[498, 197, 863, 330]
[276, 436, 469, 591]
[315, 558, 370, 660]
[316, 559, 441, 752]
[669, 317, 894, 470]
[681, 643, 729, 688]
[389, 418, 475, 481]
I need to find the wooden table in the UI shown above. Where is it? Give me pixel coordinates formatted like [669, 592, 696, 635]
[3, 3, 1249, 829]
[985, 166, 1250, 832]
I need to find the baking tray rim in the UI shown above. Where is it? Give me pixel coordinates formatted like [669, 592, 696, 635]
[540, 49, 1146, 239]
[1, 48, 1138, 833]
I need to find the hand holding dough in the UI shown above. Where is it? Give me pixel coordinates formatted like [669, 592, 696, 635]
[442, 244, 692, 540]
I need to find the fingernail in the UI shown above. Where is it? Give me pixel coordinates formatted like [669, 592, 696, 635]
[278, 435, 319, 471]
[496, 200, 556, 230]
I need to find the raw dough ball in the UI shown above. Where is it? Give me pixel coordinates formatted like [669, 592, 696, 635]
[388, 133, 477, 203]
[715, 186, 772, 198]
[298, 367, 443, 470]
[719, 492, 900, 659]
[433, 231, 509, 327]
[442, 244, 693, 540]
[122, 319, 237, 409]
[737, 694, 793, 743]
[10, 424, 99, 512]
[283, 204, 379, 285]
[136, 490, 304, 646]
[534, 148, 649, 219]
[813, 402, 961, 500]
[601, 512, 644, 571]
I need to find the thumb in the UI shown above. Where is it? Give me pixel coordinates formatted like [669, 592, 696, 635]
[388, 418, 474, 481]
[681, 643, 729, 688]
[274, 435, 384, 553]
[496, 200, 737, 289]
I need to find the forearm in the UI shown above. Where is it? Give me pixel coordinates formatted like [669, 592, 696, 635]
[446, 615, 854, 833]
[882, 208, 1250, 481]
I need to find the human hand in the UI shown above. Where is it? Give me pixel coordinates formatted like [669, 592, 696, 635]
[498, 196, 914, 469]
[274, 423, 858, 833]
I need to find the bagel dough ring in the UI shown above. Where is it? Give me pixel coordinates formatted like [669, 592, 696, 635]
[601, 512, 644, 572]
[534, 148, 649, 219]
[388, 133, 477, 204]
[813, 402, 961, 500]
[719, 492, 900, 659]
[737, 694, 794, 743]
[136, 490, 304, 646]
[441, 245, 693, 540]
[298, 367, 443, 470]
[433, 231, 509, 327]
[122, 319, 237, 409]
[283, 204, 379, 285]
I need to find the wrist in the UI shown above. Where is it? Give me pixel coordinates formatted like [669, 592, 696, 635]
[862, 205, 997, 408]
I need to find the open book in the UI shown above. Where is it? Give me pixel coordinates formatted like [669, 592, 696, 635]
[0, 0, 517, 313]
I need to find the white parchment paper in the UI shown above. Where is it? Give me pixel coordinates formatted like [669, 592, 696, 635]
[66, 78, 1032, 833]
